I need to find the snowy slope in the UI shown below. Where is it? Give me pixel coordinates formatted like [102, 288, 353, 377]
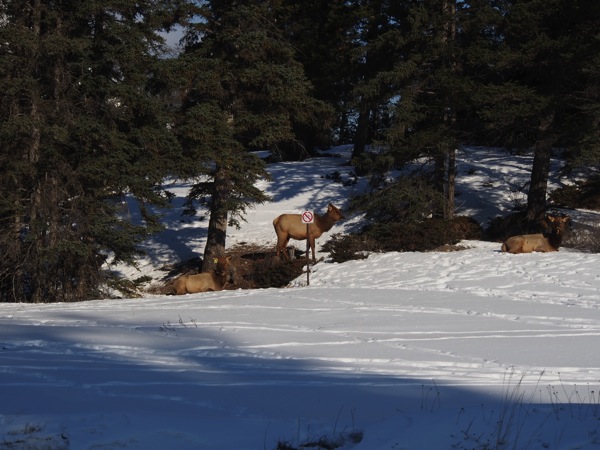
[2, 146, 600, 450]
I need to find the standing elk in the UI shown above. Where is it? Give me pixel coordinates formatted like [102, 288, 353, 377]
[273, 203, 345, 262]
[501, 214, 570, 254]
[171, 256, 233, 295]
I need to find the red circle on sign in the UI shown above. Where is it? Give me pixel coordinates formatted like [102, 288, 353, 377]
[302, 211, 314, 223]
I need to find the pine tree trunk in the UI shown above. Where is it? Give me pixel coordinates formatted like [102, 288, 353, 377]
[352, 105, 370, 159]
[445, 148, 456, 220]
[444, 0, 456, 221]
[433, 153, 445, 219]
[526, 112, 555, 224]
[433, 148, 456, 220]
[526, 142, 552, 224]
[28, 0, 45, 303]
[427, 0, 459, 221]
[202, 167, 230, 272]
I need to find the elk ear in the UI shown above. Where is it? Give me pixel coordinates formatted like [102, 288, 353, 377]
[226, 256, 232, 262]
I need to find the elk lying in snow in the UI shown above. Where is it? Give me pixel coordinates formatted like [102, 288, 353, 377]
[172, 256, 233, 295]
[501, 214, 570, 254]
[273, 203, 345, 262]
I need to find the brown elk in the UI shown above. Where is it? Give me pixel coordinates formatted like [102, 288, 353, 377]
[501, 214, 570, 254]
[273, 203, 345, 262]
[171, 256, 233, 295]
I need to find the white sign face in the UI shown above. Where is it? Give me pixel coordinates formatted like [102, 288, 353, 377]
[301, 211, 314, 224]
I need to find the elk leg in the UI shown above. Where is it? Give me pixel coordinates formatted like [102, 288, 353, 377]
[277, 237, 291, 260]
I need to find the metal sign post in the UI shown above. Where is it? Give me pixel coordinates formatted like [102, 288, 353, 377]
[301, 211, 314, 286]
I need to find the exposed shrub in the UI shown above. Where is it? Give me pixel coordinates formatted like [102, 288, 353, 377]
[352, 151, 395, 180]
[447, 216, 483, 240]
[241, 256, 306, 289]
[484, 210, 570, 242]
[562, 221, 600, 253]
[148, 245, 307, 295]
[549, 176, 600, 210]
[485, 211, 530, 241]
[323, 216, 482, 263]
[322, 233, 380, 263]
[276, 430, 363, 450]
[215, 244, 305, 290]
[350, 175, 444, 223]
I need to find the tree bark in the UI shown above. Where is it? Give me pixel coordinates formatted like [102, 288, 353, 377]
[526, 142, 552, 224]
[432, 147, 455, 220]
[352, 104, 370, 159]
[445, 148, 456, 220]
[526, 112, 555, 224]
[202, 167, 230, 272]
[27, 0, 45, 303]
[441, 0, 457, 220]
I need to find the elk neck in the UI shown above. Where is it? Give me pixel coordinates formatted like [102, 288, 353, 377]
[546, 227, 564, 249]
[315, 212, 336, 232]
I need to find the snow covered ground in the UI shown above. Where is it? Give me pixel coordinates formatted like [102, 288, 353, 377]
[2, 147, 600, 449]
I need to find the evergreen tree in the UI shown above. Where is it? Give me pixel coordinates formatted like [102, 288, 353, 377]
[0, 0, 192, 302]
[559, 1, 600, 172]
[281, 0, 358, 146]
[380, 0, 472, 219]
[178, 1, 328, 271]
[472, 0, 599, 223]
[349, 0, 407, 159]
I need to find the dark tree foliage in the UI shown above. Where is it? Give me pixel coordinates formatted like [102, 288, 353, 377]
[0, 0, 192, 302]
[177, 0, 329, 271]
[2, 0, 599, 302]
[386, 1, 484, 220]
[350, 175, 444, 223]
[556, 2, 600, 173]
[281, 0, 357, 147]
[341, 0, 600, 225]
[343, 0, 470, 220]
[470, 0, 600, 223]
[348, 0, 417, 160]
